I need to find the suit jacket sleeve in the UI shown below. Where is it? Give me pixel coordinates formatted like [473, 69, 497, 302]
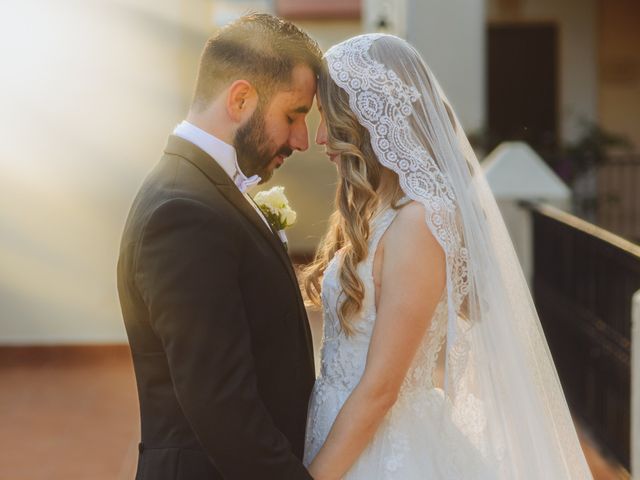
[134, 198, 312, 480]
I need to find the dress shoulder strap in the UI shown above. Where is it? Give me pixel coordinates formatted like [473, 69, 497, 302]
[366, 207, 399, 268]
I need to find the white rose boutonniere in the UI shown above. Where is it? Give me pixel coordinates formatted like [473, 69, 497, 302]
[254, 186, 297, 249]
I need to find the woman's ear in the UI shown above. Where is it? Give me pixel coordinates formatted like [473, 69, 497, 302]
[226, 80, 259, 123]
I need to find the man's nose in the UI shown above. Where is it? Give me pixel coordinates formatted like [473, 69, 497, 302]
[290, 122, 309, 152]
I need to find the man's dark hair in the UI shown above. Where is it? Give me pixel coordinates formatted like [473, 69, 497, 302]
[192, 13, 322, 110]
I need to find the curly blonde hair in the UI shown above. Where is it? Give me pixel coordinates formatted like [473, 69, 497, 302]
[302, 62, 406, 336]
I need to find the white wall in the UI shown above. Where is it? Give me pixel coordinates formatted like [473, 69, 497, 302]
[0, 0, 209, 343]
[0, 1, 361, 344]
[405, 0, 486, 133]
[487, 0, 598, 143]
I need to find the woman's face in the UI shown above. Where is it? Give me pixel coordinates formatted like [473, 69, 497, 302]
[315, 100, 339, 164]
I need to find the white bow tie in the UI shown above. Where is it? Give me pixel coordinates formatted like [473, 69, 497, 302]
[234, 172, 261, 192]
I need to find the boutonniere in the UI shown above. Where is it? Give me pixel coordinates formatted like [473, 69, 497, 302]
[254, 186, 297, 250]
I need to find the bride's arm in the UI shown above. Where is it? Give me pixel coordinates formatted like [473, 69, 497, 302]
[308, 202, 446, 480]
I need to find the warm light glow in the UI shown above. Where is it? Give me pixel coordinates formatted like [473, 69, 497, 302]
[0, 0, 203, 343]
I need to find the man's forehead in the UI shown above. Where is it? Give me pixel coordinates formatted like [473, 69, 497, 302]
[272, 66, 316, 111]
[284, 64, 316, 89]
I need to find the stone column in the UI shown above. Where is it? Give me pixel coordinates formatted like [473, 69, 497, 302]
[483, 142, 572, 284]
[363, 0, 407, 37]
[633, 289, 640, 476]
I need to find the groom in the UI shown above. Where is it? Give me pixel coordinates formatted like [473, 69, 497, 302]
[117, 14, 321, 479]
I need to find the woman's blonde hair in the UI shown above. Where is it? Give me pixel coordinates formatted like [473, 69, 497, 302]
[302, 62, 406, 336]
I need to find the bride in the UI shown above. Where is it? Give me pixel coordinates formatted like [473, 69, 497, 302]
[301, 34, 592, 479]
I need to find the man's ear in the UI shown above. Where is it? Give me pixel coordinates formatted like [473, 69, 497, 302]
[226, 80, 259, 123]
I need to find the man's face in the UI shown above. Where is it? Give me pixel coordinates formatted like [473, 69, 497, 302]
[235, 64, 316, 183]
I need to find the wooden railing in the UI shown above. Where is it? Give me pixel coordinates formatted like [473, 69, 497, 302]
[529, 203, 640, 470]
[593, 155, 640, 243]
[554, 154, 640, 244]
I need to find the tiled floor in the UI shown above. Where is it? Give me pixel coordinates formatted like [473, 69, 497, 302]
[0, 312, 629, 479]
[0, 346, 139, 480]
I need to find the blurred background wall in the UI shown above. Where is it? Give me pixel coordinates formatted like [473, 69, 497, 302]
[598, 0, 640, 148]
[487, 0, 598, 144]
[1, 0, 200, 343]
[1, 0, 638, 343]
[0, 0, 358, 343]
[407, 0, 486, 134]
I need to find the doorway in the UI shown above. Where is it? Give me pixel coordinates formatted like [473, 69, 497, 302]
[487, 23, 559, 155]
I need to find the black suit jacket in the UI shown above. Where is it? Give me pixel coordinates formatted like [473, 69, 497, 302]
[117, 135, 315, 479]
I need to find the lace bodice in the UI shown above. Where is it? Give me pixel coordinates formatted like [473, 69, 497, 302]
[318, 206, 448, 396]
[305, 206, 493, 478]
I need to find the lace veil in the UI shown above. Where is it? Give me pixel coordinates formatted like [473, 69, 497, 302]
[324, 34, 592, 478]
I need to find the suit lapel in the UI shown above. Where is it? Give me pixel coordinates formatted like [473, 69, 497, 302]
[163, 135, 301, 294]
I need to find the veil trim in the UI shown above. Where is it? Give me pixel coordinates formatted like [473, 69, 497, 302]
[323, 33, 593, 478]
[326, 34, 471, 400]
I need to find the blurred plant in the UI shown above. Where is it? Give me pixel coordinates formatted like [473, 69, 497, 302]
[557, 119, 634, 219]
[560, 119, 633, 180]
[468, 120, 634, 179]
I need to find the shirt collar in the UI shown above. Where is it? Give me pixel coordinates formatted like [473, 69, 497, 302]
[172, 120, 261, 191]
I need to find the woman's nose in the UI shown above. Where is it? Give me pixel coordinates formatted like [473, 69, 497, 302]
[316, 119, 327, 145]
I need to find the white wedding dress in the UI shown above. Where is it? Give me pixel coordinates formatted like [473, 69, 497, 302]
[304, 207, 493, 479]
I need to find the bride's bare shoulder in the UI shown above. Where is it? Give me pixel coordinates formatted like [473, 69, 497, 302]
[381, 201, 445, 276]
[384, 200, 443, 260]
[382, 202, 445, 284]
[395, 200, 426, 221]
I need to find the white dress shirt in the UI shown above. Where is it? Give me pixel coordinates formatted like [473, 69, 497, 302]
[172, 121, 273, 231]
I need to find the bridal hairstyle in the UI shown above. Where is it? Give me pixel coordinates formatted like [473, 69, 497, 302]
[303, 69, 406, 336]
[191, 13, 322, 110]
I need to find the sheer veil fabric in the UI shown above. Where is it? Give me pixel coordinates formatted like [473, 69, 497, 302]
[324, 34, 592, 478]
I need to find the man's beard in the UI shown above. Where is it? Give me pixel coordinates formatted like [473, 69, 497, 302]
[234, 107, 292, 183]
